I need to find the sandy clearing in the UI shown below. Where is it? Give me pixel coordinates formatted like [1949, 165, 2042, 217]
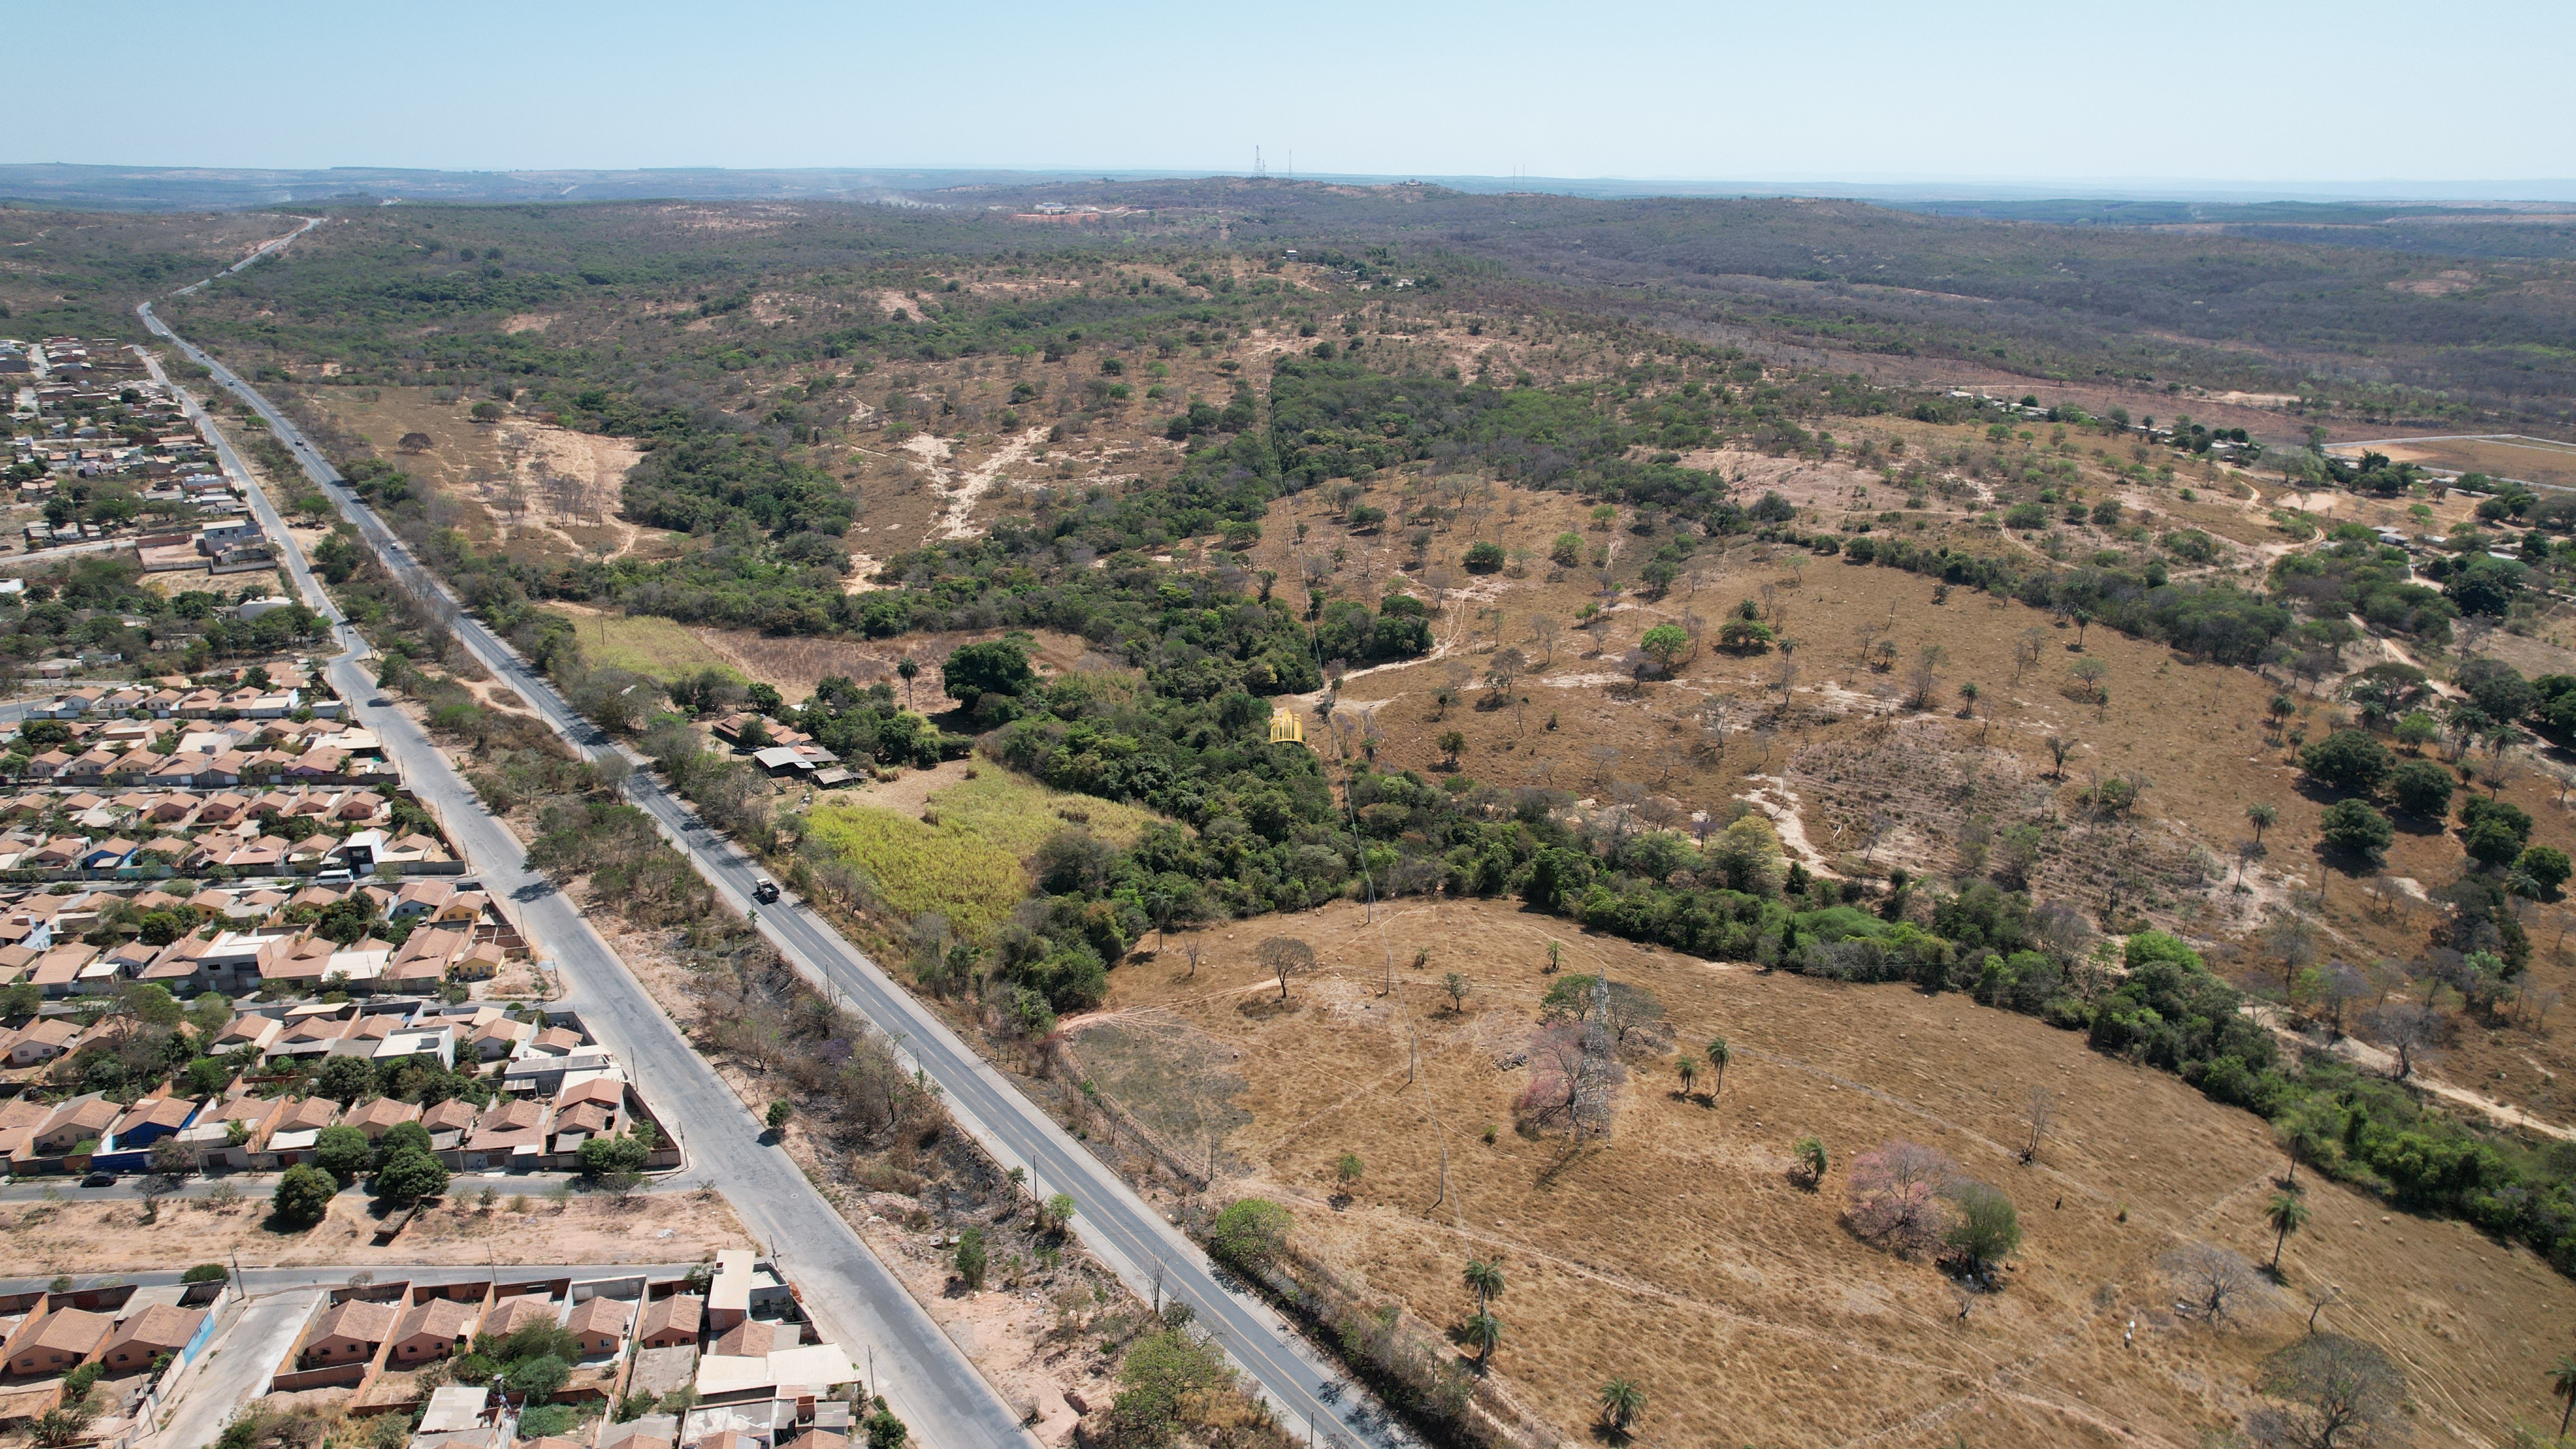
[936, 426, 1050, 540]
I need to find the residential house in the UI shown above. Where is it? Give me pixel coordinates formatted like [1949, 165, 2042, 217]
[567, 1297, 633, 1358]
[479, 1296, 558, 1341]
[389, 1297, 480, 1363]
[261, 1095, 342, 1166]
[3, 1017, 80, 1067]
[710, 1320, 781, 1358]
[340, 1097, 421, 1141]
[708, 1252, 754, 1333]
[106, 1095, 197, 1148]
[33, 1095, 121, 1155]
[8, 1307, 111, 1377]
[420, 1097, 478, 1153]
[300, 1298, 398, 1368]
[460, 1097, 548, 1170]
[100, 1304, 208, 1372]
[636, 1296, 703, 1351]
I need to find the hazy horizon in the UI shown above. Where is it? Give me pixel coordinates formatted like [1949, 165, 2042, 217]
[19, 0, 2571, 188]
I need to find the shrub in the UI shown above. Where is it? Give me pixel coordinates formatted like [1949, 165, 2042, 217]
[1208, 1198, 1293, 1270]
[1105, 1328, 1234, 1445]
[180, 1263, 229, 1285]
[954, 1227, 987, 1289]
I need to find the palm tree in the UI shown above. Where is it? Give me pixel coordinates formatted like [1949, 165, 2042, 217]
[1463, 1310, 1501, 1368]
[1674, 1055, 1699, 1098]
[2552, 1353, 2576, 1439]
[2265, 1191, 2310, 1273]
[1462, 1257, 1504, 1312]
[1597, 1378, 1645, 1434]
[1706, 1037, 1732, 1100]
[896, 656, 920, 710]
[2246, 803, 2278, 847]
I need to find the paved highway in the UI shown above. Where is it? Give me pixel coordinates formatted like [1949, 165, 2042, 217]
[140, 273, 1406, 1447]
[137, 306, 1039, 1449]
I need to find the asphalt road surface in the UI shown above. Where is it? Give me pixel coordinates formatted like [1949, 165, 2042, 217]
[139, 271, 1406, 1448]
[137, 307, 1040, 1449]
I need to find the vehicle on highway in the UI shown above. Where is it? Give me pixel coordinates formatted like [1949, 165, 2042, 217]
[80, 1172, 115, 1188]
[753, 877, 781, 904]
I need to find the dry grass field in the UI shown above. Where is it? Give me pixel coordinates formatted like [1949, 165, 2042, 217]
[2353, 435, 2576, 491]
[1074, 896, 2576, 1448]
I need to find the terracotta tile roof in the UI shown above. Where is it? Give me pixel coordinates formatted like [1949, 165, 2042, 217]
[565, 1296, 632, 1341]
[103, 1304, 207, 1365]
[636, 1295, 701, 1341]
[394, 1297, 481, 1348]
[309, 1297, 398, 1348]
[480, 1296, 558, 1339]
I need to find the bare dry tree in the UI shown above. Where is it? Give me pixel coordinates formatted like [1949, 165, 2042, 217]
[2020, 1086, 2058, 1164]
[2164, 1242, 2266, 1326]
[1255, 937, 1315, 1002]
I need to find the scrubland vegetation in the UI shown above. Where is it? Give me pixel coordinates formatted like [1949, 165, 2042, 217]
[84, 183, 2576, 1447]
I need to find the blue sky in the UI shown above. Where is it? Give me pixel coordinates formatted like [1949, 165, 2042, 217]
[22, 0, 2573, 188]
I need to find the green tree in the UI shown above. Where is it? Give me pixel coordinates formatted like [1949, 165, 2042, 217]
[2264, 1191, 2310, 1273]
[2299, 730, 2394, 794]
[272, 1163, 335, 1228]
[1106, 1328, 1232, 1444]
[1209, 1198, 1292, 1269]
[1436, 730, 1465, 767]
[2386, 758, 2455, 818]
[579, 1122, 659, 1179]
[765, 1100, 793, 1132]
[2552, 1352, 2576, 1438]
[505, 1354, 570, 1401]
[1333, 1152, 1363, 1192]
[2318, 799, 2393, 865]
[953, 1227, 987, 1288]
[864, 1408, 910, 1449]
[312, 1124, 371, 1186]
[2393, 710, 2441, 752]
[1675, 1055, 1698, 1096]
[1463, 540, 1505, 573]
[1639, 623, 1690, 674]
[1942, 1179, 2021, 1275]
[313, 1055, 375, 1104]
[2517, 845, 2572, 897]
[373, 1148, 449, 1205]
[1705, 1037, 1732, 1098]
[941, 639, 1035, 710]
[1549, 532, 1583, 568]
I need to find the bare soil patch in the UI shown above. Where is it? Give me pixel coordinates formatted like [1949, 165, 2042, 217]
[0, 1188, 748, 1276]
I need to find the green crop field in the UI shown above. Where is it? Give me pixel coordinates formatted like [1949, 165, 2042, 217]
[551, 609, 742, 684]
[804, 770, 1165, 939]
